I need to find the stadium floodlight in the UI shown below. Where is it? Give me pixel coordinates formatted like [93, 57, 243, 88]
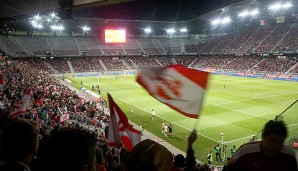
[34, 15, 41, 20]
[238, 11, 249, 17]
[211, 19, 221, 25]
[221, 17, 232, 24]
[50, 12, 56, 18]
[144, 27, 152, 33]
[166, 28, 175, 34]
[269, 3, 282, 10]
[269, 3, 293, 10]
[30, 20, 43, 29]
[35, 23, 43, 29]
[283, 3, 293, 8]
[30, 20, 37, 25]
[51, 25, 64, 31]
[82, 26, 91, 32]
[238, 9, 259, 17]
[250, 9, 259, 16]
[180, 28, 188, 33]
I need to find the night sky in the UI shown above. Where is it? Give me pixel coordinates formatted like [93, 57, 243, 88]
[75, 0, 244, 21]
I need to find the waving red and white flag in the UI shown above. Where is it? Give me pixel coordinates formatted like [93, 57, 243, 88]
[60, 112, 70, 122]
[107, 94, 141, 151]
[137, 65, 209, 118]
[10, 89, 32, 119]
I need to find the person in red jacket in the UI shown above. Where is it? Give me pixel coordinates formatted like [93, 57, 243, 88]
[230, 120, 297, 171]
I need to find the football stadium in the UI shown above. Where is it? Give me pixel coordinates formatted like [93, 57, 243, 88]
[0, 0, 298, 170]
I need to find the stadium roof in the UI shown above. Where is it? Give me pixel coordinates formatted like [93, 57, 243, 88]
[0, 0, 297, 35]
[0, 0, 243, 22]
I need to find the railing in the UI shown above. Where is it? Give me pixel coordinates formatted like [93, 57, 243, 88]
[249, 99, 298, 144]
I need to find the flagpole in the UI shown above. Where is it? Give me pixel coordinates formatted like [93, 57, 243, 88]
[57, 107, 63, 115]
[193, 118, 200, 130]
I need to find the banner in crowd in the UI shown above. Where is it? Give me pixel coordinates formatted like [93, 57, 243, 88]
[60, 114, 69, 122]
[136, 64, 209, 119]
[107, 94, 141, 151]
[260, 19, 268, 26]
[10, 89, 32, 119]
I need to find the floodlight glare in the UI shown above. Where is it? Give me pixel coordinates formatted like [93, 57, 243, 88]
[82, 26, 91, 32]
[180, 28, 187, 32]
[269, 3, 282, 10]
[251, 9, 259, 16]
[35, 24, 43, 29]
[34, 15, 41, 20]
[166, 28, 175, 34]
[283, 3, 293, 8]
[50, 13, 56, 18]
[51, 25, 64, 31]
[30, 20, 37, 25]
[238, 11, 249, 17]
[221, 17, 231, 24]
[144, 28, 152, 33]
[46, 18, 51, 22]
[211, 19, 221, 25]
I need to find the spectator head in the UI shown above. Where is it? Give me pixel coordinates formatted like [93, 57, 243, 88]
[126, 139, 173, 171]
[262, 120, 288, 156]
[43, 127, 97, 171]
[173, 154, 185, 168]
[0, 119, 40, 165]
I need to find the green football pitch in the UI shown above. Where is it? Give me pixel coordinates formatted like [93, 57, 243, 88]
[68, 74, 298, 164]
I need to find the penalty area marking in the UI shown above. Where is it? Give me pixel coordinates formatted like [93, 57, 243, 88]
[214, 92, 297, 106]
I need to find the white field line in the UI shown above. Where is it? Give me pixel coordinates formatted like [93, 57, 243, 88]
[213, 99, 248, 106]
[112, 96, 219, 143]
[253, 92, 298, 99]
[226, 134, 257, 143]
[214, 105, 271, 120]
[214, 92, 297, 106]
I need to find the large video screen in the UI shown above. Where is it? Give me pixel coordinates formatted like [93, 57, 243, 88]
[105, 29, 126, 43]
